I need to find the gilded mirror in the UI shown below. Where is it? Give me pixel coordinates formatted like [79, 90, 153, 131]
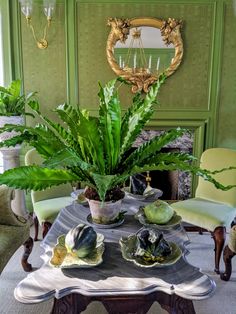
[106, 17, 183, 93]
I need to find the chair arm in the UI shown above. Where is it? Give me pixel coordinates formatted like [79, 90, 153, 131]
[0, 185, 28, 227]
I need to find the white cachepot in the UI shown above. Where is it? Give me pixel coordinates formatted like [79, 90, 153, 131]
[0, 115, 24, 143]
[87, 198, 123, 225]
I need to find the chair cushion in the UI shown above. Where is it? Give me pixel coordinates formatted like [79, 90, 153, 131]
[33, 196, 73, 225]
[172, 198, 236, 231]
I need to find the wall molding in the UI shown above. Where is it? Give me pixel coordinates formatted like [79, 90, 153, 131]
[65, 0, 78, 105]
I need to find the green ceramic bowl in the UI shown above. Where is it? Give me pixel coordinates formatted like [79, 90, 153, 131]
[135, 207, 182, 229]
[119, 233, 182, 268]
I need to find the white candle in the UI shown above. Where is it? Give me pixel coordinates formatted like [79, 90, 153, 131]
[148, 55, 152, 69]
[156, 57, 160, 71]
[119, 56, 122, 68]
[133, 53, 136, 69]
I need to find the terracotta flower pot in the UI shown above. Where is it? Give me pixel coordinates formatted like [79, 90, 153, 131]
[87, 198, 123, 225]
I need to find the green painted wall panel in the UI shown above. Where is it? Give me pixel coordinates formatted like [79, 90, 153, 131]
[3, 0, 235, 151]
[20, 2, 67, 124]
[216, 2, 236, 149]
[76, 2, 213, 112]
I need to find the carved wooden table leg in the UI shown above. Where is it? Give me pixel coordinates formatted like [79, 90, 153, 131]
[101, 295, 154, 313]
[155, 292, 196, 314]
[21, 236, 33, 272]
[33, 214, 39, 241]
[51, 292, 196, 314]
[42, 221, 52, 239]
[51, 294, 91, 314]
[220, 245, 236, 281]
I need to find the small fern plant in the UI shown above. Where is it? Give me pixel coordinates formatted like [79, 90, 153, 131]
[0, 75, 235, 201]
[0, 79, 36, 116]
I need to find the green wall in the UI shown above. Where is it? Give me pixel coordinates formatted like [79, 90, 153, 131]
[2, 0, 236, 149]
[217, 2, 236, 149]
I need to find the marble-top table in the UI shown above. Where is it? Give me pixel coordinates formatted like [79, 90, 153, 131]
[14, 198, 216, 314]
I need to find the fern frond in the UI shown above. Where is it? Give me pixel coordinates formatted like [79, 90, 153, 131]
[54, 103, 80, 138]
[43, 148, 93, 171]
[0, 166, 80, 190]
[0, 133, 36, 148]
[120, 76, 165, 157]
[121, 128, 189, 169]
[91, 173, 119, 201]
[127, 161, 236, 192]
[77, 112, 105, 173]
[98, 79, 121, 172]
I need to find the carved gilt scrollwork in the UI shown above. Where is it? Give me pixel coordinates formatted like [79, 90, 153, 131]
[106, 17, 184, 93]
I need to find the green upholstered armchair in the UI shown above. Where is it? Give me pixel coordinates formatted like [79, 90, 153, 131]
[172, 148, 236, 274]
[0, 185, 33, 274]
[25, 149, 73, 240]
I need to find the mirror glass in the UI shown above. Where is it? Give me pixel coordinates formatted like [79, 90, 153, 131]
[115, 27, 175, 74]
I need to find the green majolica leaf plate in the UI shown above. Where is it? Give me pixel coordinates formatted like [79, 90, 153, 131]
[50, 233, 105, 268]
[119, 234, 182, 268]
[135, 207, 182, 229]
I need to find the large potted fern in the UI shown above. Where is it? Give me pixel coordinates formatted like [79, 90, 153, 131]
[0, 76, 235, 225]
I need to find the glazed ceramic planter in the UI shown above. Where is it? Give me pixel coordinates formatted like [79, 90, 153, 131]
[0, 115, 24, 143]
[87, 198, 123, 225]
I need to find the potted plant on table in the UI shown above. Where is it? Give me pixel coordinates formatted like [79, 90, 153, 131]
[0, 76, 235, 225]
[0, 79, 35, 143]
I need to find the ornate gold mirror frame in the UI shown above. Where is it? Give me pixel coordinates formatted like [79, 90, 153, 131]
[106, 17, 183, 93]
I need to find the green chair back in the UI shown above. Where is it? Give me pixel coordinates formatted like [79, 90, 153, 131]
[195, 148, 236, 207]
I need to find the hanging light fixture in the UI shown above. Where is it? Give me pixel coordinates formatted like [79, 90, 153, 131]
[19, 0, 56, 49]
[123, 27, 149, 74]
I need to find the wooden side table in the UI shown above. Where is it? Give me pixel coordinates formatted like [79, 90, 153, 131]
[51, 291, 195, 314]
[14, 199, 216, 314]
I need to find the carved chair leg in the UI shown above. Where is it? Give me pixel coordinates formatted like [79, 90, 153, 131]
[220, 245, 236, 281]
[42, 221, 52, 239]
[211, 226, 226, 274]
[21, 237, 33, 272]
[33, 213, 39, 241]
[231, 218, 236, 228]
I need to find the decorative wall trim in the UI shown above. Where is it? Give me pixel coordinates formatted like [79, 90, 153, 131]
[0, 1, 23, 85]
[65, 0, 78, 105]
[0, 0, 13, 84]
[9, 1, 24, 83]
[208, 0, 225, 147]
